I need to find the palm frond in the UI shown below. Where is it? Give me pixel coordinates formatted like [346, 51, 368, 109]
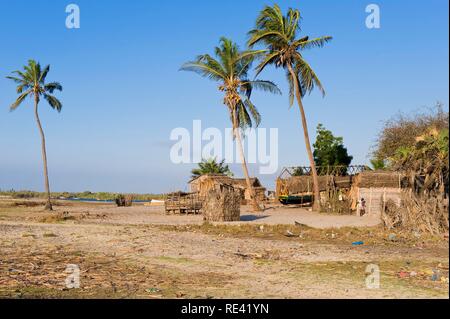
[248, 30, 288, 48]
[43, 94, 63, 112]
[254, 51, 280, 76]
[10, 90, 32, 111]
[6, 75, 26, 84]
[238, 102, 253, 129]
[235, 49, 266, 77]
[295, 54, 325, 97]
[239, 80, 253, 99]
[243, 99, 261, 127]
[286, 7, 301, 40]
[245, 80, 281, 95]
[215, 37, 238, 75]
[44, 82, 63, 93]
[16, 83, 31, 94]
[39, 65, 50, 83]
[294, 36, 333, 50]
[180, 61, 226, 82]
[286, 70, 295, 107]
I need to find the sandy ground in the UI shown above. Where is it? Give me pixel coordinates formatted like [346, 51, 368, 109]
[0, 199, 448, 299]
[12, 201, 380, 228]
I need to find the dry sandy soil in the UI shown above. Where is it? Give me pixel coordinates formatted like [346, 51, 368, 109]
[0, 199, 448, 299]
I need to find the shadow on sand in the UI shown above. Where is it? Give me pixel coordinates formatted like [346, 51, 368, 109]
[240, 214, 270, 222]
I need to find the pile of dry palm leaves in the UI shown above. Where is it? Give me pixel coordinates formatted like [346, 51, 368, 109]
[382, 128, 449, 234]
[115, 194, 134, 207]
[383, 192, 448, 235]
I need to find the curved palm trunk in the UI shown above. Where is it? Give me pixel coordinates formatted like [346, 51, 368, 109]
[34, 96, 53, 211]
[287, 64, 321, 211]
[231, 108, 262, 212]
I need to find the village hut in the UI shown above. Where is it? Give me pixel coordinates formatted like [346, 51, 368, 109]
[189, 174, 266, 203]
[230, 178, 267, 202]
[276, 175, 353, 197]
[349, 171, 406, 217]
[189, 174, 234, 196]
[202, 183, 241, 222]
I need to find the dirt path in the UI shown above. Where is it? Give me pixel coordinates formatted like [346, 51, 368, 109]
[0, 201, 448, 299]
[1, 200, 381, 228]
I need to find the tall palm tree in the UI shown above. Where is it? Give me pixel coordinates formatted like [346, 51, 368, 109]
[248, 4, 332, 211]
[7, 60, 63, 211]
[181, 37, 281, 211]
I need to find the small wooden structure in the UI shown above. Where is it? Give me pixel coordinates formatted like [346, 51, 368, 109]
[115, 194, 134, 207]
[276, 175, 353, 197]
[164, 192, 203, 215]
[189, 174, 266, 203]
[203, 184, 241, 222]
[276, 166, 408, 216]
[276, 165, 366, 198]
[349, 171, 405, 217]
[231, 178, 266, 202]
[189, 175, 235, 196]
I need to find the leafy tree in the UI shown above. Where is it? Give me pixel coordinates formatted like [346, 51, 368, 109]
[6, 60, 63, 210]
[291, 167, 304, 176]
[313, 124, 353, 173]
[191, 158, 233, 179]
[181, 38, 281, 211]
[392, 128, 448, 193]
[370, 158, 386, 170]
[373, 103, 448, 165]
[248, 4, 332, 211]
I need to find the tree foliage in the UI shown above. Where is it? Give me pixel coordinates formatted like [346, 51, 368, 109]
[373, 103, 449, 191]
[247, 4, 332, 103]
[247, 4, 332, 211]
[373, 103, 448, 165]
[191, 158, 233, 179]
[370, 158, 386, 170]
[313, 124, 353, 169]
[180, 37, 280, 130]
[6, 59, 63, 112]
[391, 128, 448, 192]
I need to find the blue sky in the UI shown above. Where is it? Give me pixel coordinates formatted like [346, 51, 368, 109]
[0, 0, 448, 193]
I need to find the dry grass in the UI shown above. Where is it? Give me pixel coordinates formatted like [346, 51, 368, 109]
[0, 247, 234, 299]
[157, 222, 446, 247]
[0, 199, 448, 298]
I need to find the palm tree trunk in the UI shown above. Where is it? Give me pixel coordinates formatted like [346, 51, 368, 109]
[287, 63, 321, 211]
[231, 108, 262, 212]
[34, 96, 53, 211]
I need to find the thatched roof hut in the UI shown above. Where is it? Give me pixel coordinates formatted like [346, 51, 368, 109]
[203, 185, 241, 222]
[349, 171, 406, 216]
[276, 175, 353, 197]
[189, 174, 234, 196]
[189, 174, 267, 202]
[231, 178, 266, 202]
[352, 171, 405, 189]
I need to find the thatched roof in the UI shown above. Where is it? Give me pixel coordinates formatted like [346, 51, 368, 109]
[189, 174, 233, 184]
[231, 178, 263, 189]
[277, 175, 353, 195]
[189, 174, 265, 189]
[354, 171, 404, 189]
